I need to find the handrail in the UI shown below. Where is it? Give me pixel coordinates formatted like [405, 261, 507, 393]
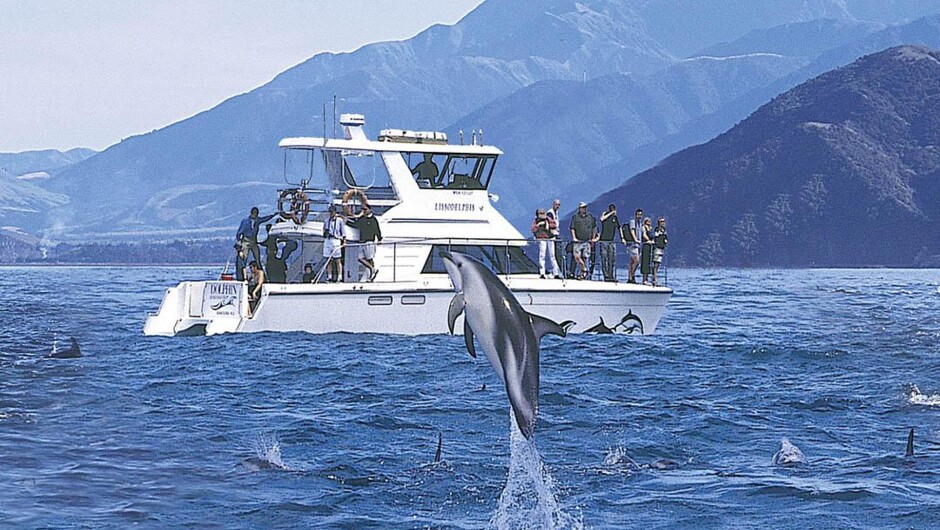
[245, 236, 668, 287]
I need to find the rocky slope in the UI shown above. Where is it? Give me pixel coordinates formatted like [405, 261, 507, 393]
[589, 45, 940, 267]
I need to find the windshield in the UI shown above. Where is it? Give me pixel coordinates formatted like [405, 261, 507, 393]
[404, 152, 496, 190]
[422, 244, 538, 275]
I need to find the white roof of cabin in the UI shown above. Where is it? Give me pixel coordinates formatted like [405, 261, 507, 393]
[279, 137, 502, 156]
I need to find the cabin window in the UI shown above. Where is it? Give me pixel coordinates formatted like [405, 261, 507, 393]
[422, 244, 539, 275]
[401, 295, 426, 305]
[368, 295, 393, 306]
[404, 153, 496, 190]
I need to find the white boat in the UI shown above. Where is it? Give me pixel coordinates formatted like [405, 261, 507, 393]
[144, 114, 672, 337]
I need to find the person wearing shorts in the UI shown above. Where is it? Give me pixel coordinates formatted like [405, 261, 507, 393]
[323, 206, 345, 282]
[345, 203, 383, 282]
[622, 208, 643, 283]
[569, 202, 597, 280]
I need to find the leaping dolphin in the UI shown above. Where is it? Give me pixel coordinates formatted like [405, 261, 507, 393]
[440, 251, 573, 439]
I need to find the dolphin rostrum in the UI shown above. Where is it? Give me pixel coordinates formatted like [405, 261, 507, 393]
[440, 251, 573, 439]
[49, 337, 81, 359]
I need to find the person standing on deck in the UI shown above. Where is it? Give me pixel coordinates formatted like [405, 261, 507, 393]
[569, 202, 597, 280]
[345, 203, 383, 282]
[598, 204, 624, 282]
[622, 208, 643, 283]
[323, 205, 346, 282]
[546, 198, 564, 278]
[236, 207, 279, 272]
[531, 208, 560, 279]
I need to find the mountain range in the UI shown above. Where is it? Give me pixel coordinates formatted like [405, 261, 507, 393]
[589, 45, 940, 267]
[2, 0, 939, 267]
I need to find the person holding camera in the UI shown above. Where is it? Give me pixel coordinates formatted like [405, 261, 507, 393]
[531, 208, 560, 279]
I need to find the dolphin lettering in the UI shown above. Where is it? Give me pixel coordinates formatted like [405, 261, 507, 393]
[440, 251, 573, 439]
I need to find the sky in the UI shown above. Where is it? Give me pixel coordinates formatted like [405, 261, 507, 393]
[0, 0, 484, 153]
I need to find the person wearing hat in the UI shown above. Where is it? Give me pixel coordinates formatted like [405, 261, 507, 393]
[531, 207, 560, 279]
[569, 201, 597, 280]
[323, 205, 346, 282]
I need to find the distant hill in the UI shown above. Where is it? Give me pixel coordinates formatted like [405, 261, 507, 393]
[0, 148, 95, 177]
[694, 19, 884, 59]
[34, 0, 940, 241]
[452, 52, 808, 226]
[0, 169, 70, 231]
[591, 13, 940, 210]
[589, 45, 940, 267]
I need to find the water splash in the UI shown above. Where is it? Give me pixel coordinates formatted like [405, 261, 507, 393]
[909, 385, 940, 407]
[602, 445, 639, 472]
[245, 433, 291, 471]
[487, 414, 582, 530]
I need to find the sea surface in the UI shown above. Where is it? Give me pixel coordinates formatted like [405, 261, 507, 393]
[1, 267, 939, 529]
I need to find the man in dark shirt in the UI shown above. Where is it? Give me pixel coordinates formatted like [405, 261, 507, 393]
[598, 204, 624, 282]
[412, 153, 440, 187]
[236, 207, 279, 272]
[569, 202, 597, 280]
[346, 203, 383, 281]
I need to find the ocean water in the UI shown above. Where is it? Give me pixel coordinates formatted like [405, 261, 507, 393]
[1, 267, 939, 529]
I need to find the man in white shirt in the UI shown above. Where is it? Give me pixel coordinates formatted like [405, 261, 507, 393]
[546, 198, 565, 278]
[323, 205, 346, 282]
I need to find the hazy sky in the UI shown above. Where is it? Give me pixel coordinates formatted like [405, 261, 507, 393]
[0, 0, 484, 153]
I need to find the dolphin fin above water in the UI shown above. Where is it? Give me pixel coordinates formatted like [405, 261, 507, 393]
[434, 432, 443, 463]
[49, 337, 82, 359]
[906, 428, 914, 457]
[529, 313, 574, 341]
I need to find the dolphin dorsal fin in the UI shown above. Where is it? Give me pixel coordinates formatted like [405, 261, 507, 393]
[447, 293, 465, 335]
[434, 432, 443, 463]
[906, 428, 914, 457]
[464, 319, 477, 358]
[528, 313, 575, 341]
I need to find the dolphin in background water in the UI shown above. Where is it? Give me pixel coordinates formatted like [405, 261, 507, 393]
[440, 251, 573, 439]
[772, 437, 806, 466]
[49, 337, 81, 359]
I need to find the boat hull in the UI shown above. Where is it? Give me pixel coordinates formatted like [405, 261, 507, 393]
[144, 279, 671, 337]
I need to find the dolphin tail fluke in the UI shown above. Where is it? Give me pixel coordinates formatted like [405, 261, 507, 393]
[528, 312, 575, 340]
[447, 293, 465, 335]
[906, 428, 914, 457]
[434, 432, 443, 463]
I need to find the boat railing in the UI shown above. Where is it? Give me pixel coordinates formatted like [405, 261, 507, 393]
[343, 236, 668, 286]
